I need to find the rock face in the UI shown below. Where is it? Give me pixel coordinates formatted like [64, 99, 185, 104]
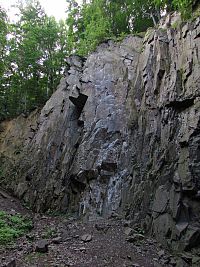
[0, 17, 200, 252]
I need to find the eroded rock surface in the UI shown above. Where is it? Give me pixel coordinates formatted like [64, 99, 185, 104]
[0, 17, 200, 252]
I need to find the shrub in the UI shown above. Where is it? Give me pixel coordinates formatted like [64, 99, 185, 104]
[0, 210, 32, 245]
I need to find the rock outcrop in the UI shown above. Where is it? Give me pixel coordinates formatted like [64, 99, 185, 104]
[0, 16, 200, 252]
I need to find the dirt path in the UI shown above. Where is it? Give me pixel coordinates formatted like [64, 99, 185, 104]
[0, 189, 175, 267]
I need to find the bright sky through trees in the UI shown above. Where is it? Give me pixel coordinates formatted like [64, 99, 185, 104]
[0, 0, 72, 21]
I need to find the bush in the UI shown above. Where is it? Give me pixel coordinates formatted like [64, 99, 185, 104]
[0, 211, 32, 245]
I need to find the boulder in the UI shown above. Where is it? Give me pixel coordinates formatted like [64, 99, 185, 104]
[35, 240, 49, 253]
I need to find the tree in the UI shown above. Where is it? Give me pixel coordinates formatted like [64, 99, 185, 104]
[0, 6, 9, 118]
[153, 0, 193, 17]
[66, 0, 159, 56]
[0, 0, 68, 119]
[172, 0, 192, 18]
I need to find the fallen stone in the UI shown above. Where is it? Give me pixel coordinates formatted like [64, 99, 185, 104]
[95, 223, 110, 233]
[35, 239, 49, 253]
[0, 190, 9, 198]
[124, 227, 134, 236]
[9, 209, 17, 216]
[79, 247, 86, 252]
[158, 249, 165, 258]
[126, 233, 144, 243]
[110, 211, 120, 218]
[52, 236, 62, 244]
[81, 234, 92, 242]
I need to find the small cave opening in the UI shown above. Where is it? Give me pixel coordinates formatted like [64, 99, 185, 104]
[165, 98, 195, 111]
[69, 93, 88, 119]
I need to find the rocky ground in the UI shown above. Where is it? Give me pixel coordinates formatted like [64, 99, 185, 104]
[0, 189, 192, 267]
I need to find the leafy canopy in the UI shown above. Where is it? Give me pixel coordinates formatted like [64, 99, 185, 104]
[0, 0, 195, 120]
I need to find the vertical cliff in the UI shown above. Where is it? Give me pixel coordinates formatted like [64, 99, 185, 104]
[0, 16, 200, 252]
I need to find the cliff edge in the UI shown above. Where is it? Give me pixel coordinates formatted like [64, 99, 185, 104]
[1, 16, 200, 252]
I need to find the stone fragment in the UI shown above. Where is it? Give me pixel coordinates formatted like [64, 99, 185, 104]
[158, 249, 165, 258]
[175, 221, 188, 235]
[79, 247, 86, 252]
[126, 234, 144, 243]
[95, 223, 110, 232]
[124, 227, 134, 236]
[52, 236, 62, 244]
[81, 234, 92, 242]
[35, 239, 49, 253]
[0, 189, 9, 198]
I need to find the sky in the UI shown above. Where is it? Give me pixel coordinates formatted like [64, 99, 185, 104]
[0, 0, 77, 21]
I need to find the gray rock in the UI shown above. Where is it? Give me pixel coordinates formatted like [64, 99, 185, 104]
[1, 17, 200, 253]
[124, 227, 134, 236]
[158, 250, 165, 258]
[35, 239, 49, 253]
[81, 234, 92, 242]
[95, 223, 110, 232]
[126, 234, 144, 243]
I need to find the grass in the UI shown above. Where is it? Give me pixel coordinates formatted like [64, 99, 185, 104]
[0, 210, 33, 245]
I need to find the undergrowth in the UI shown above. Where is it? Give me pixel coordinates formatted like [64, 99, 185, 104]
[0, 210, 32, 245]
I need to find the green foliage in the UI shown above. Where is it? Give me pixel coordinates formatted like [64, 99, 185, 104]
[153, 0, 193, 17]
[66, 0, 157, 56]
[173, 0, 193, 18]
[0, 7, 8, 76]
[0, 0, 195, 120]
[0, 210, 32, 245]
[77, 0, 113, 55]
[0, 0, 68, 120]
